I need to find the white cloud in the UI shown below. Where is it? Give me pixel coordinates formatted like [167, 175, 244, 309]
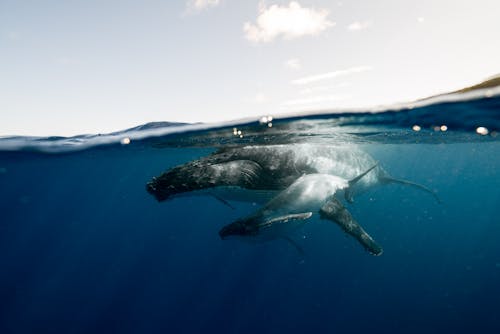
[291, 66, 372, 85]
[244, 2, 334, 43]
[347, 21, 372, 31]
[187, 0, 220, 11]
[417, 17, 425, 23]
[285, 58, 301, 70]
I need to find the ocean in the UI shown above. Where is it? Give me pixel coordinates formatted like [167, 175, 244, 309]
[0, 92, 499, 334]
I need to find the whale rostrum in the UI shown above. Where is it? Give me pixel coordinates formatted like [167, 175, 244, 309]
[147, 144, 439, 255]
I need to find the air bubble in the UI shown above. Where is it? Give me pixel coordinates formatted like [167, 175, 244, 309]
[476, 127, 489, 135]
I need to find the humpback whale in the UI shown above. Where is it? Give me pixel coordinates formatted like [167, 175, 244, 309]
[219, 166, 383, 255]
[147, 144, 439, 204]
[146, 144, 439, 255]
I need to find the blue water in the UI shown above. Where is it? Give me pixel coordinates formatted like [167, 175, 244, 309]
[1, 94, 499, 333]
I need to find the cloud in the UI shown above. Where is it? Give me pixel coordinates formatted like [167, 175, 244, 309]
[187, 0, 220, 11]
[285, 58, 301, 70]
[244, 2, 334, 43]
[291, 66, 372, 85]
[347, 21, 371, 31]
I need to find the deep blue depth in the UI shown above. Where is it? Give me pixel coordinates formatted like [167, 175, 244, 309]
[0, 137, 499, 333]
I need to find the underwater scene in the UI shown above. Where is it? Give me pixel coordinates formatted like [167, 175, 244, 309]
[1, 92, 499, 334]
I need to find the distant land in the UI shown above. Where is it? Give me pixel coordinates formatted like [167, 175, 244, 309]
[421, 74, 500, 101]
[451, 75, 500, 93]
[112, 121, 189, 134]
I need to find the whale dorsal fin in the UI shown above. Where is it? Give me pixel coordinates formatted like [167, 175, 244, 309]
[345, 163, 378, 203]
[348, 163, 378, 187]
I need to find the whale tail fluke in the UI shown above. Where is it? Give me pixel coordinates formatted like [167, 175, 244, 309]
[380, 176, 442, 204]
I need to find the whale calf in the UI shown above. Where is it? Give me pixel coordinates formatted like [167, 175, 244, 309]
[219, 167, 383, 256]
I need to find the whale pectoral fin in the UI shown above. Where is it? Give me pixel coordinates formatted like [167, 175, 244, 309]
[379, 176, 442, 204]
[319, 197, 383, 256]
[208, 191, 236, 210]
[258, 212, 313, 228]
[345, 163, 378, 203]
[281, 236, 306, 257]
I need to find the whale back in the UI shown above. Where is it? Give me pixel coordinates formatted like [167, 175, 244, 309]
[243, 144, 385, 200]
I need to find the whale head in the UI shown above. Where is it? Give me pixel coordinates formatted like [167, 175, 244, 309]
[146, 164, 202, 201]
[219, 218, 259, 239]
[146, 156, 235, 201]
[146, 150, 275, 202]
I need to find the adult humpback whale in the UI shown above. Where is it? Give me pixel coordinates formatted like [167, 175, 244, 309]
[146, 144, 439, 255]
[146, 144, 438, 204]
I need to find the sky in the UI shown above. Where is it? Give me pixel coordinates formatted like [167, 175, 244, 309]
[1, 0, 500, 136]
